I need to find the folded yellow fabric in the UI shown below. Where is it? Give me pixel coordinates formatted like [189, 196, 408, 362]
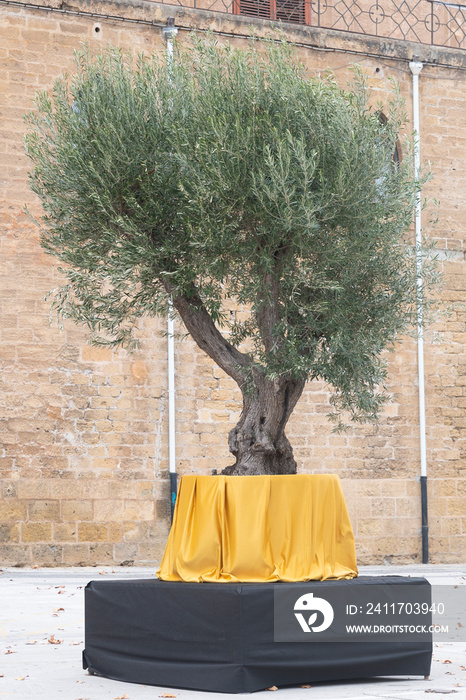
[157, 474, 358, 582]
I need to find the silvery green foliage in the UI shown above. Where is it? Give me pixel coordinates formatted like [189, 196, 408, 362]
[25, 38, 439, 428]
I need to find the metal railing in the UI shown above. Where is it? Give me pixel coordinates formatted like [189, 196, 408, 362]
[311, 0, 466, 49]
[159, 0, 466, 51]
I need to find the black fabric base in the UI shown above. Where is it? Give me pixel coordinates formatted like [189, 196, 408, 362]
[83, 577, 432, 693]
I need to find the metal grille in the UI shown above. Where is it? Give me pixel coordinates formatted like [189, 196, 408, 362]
[159, 0, 466, 51]
[311, 1, 466, 49]
[233, 0, 307, 23]
[276, 0, 306, 23]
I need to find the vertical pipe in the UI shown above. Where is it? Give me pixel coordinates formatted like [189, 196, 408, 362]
[409, 60, 428, 564]
[421, 475, 428, 564]
[163, 19, 178, 522]
[168, 306, 177, 522]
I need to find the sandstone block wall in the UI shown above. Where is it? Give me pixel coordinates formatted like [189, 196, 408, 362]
[0, 0, 465, 567]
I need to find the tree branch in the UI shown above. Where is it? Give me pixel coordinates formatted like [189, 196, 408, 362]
[256, 249, 287, 354]
[164, 281, 250, 387]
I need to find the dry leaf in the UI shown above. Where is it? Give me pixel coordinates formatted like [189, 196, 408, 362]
[458, 622, 463, 628]
[54, 608, 65, 613]
[48, 634, 63, 645]
[15, 676, 28, 681]
[25, 641, 37, 645]
[4, 650, 16, 654]
[58, 590, 65, 594]
[460, 666, 466, 671]
[76, 680, 84, 683]
[55, 585, 65, 589]
[267, 687, 278, 692]
[301, 685, 312, 688]
[443, 659, 452, 664]
[160, 695, 177, 698]
[99, 570, 107, 575]
[114, 695, 129, 699]
[0, 674, 4, 677]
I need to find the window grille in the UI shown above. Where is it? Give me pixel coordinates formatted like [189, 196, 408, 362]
[233, 0, 310, 25]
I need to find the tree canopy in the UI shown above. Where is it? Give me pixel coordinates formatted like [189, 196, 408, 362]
[25, 38, 438, 474]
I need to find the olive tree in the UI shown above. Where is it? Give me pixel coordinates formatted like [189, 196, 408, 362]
[25, 39, 437, 475]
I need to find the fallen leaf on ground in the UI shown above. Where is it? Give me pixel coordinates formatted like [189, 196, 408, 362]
[300, 685, 312, 688]
[267, 687, 278, 692]
[0, 674, 4, 677]
[460, 666, 466, 671]
[58, 590, 65, 594]
[4, 650, 16, 654]
[443, 659, 452, 664]
[25, 641, 37, 645]
[458, 622, 463, 628]
[48, 634, 63, 645]
[55, 585, 65, 589]
[99, 571, 107, 575]
[76, 680, 84, 683]
[160, 695, 177, 698]
[114, 695, 129, 699]
[53, 608, 65, 613]
[15, 676, 28, 681]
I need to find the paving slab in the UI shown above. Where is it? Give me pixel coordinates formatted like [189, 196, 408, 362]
[1, 565, 465, 699]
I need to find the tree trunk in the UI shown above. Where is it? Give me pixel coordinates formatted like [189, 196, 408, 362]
[222, 372, 306, 475]
[165, 283, 307, 476]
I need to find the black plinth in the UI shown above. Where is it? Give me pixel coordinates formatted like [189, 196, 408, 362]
[83, 576, 432, 694]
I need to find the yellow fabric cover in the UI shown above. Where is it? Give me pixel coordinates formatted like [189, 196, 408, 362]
[157, 474, 358, 582]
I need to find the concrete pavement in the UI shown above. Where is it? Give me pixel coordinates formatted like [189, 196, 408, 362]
[1, 565, 465, 700]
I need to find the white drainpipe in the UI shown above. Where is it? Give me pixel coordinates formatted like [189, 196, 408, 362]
[409, 59, 428, 563]
[163, 19, 178, 521]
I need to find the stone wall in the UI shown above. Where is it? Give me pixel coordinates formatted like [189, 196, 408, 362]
[0, 0, 465, 566]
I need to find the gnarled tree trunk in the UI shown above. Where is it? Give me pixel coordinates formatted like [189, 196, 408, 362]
[167, 282, 305, 476]
[223, 372, 306, 475]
